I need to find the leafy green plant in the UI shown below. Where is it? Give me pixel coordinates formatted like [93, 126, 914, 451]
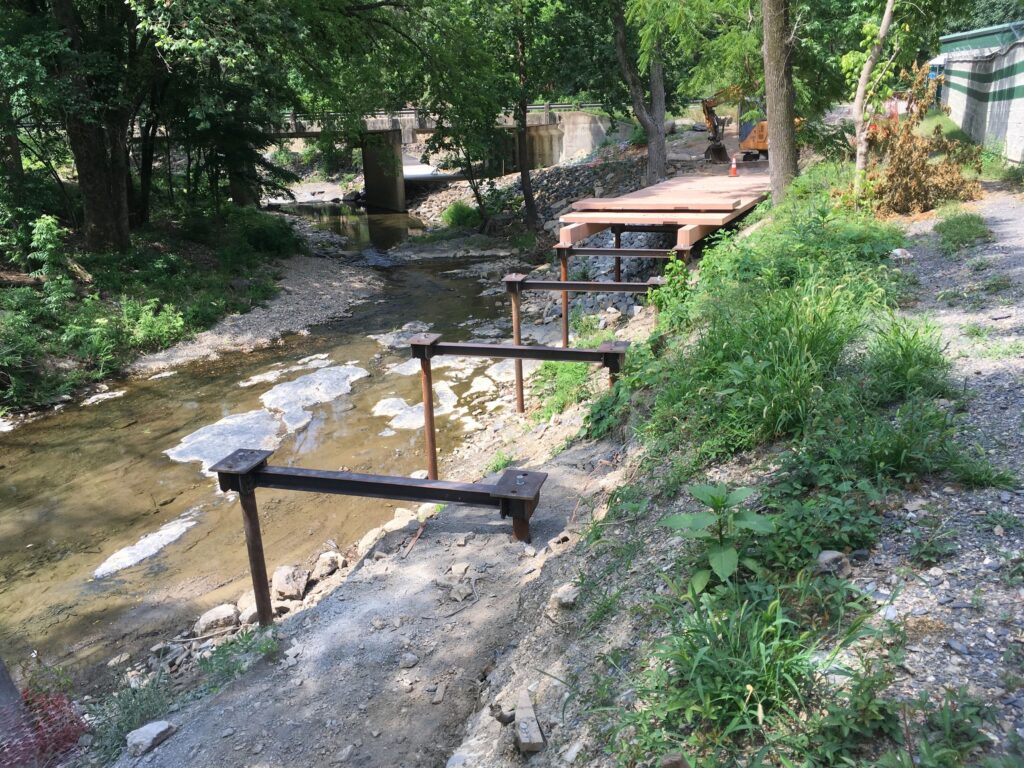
[908, 517, 958, 566]
[659, 485, 772, 592]
[198, 628, 279, 689]
[865, 316, 951, 402]
[486, 449, 515, 473]
[620, 596, 818, 752]
[441, 200, 483, 229]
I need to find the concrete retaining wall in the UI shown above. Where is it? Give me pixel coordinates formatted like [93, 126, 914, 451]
[942, 40, 1024, 163]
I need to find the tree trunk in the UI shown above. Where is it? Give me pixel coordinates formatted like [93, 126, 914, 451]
[66, 116, 132, 252]
[134, 118, 158, 226]
[852, 0, 898, 197]
[612, 3, 666, 185]
[0, 90, 23, 182]
[515, 24, 539, 230]
[761, 0, 799, 203]
[51, 0, 135, 252]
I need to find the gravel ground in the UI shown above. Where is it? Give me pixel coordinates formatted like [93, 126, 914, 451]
[129, 220, 382, 376]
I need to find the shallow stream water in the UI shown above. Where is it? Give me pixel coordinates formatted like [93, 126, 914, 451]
[0, 205, 519, 683]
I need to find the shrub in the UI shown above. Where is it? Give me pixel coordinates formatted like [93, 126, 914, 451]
[440, 200, 482, 229]
[86, 676, 171, 763]
[873, 65, 982, 215]
[627, 122, 648, 147]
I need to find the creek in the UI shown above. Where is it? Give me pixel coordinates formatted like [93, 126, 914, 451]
[0, 203, 523, 682]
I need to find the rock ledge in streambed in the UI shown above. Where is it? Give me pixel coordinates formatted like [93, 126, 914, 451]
[259, 364, 369, 432]
[93, 508, 201, 579]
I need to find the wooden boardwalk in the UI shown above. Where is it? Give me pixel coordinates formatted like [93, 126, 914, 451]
[558, 168, 770, 253]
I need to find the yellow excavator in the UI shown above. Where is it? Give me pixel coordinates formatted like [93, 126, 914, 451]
[701, 91, 772, 163]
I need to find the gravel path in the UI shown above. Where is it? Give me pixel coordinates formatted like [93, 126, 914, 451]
[130, 220, 381, 376]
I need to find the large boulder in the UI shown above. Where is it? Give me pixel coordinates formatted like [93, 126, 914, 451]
[126, 720, 176, 756]
[272, 565, 309, 601]
[236, 591, 259, 625]
[311, 551, 345, 582]
[194, 603, 239, 636]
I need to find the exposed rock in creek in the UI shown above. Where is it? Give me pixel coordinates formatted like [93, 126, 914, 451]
[165, 410, 285, 474]
[259, 365, 369, 432]
[81, 389, 127, 406]
[237, 353, 332, 388]
[93, 509, 201, 579]
[368, 321, 432, 349]
[371, 381, 458, 430]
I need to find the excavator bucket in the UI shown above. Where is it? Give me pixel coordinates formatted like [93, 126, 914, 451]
[705, 143, 731, 163]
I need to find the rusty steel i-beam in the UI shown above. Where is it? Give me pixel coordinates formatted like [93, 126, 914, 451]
[502, 271, 664, 352]
[409, 333, 628, 478]
[212, 448, 547, 627]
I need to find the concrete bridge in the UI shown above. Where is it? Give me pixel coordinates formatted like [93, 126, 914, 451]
[272, 105, 630, 211]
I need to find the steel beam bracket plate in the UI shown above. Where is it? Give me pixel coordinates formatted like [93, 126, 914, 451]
[502, 273, 528, 294]
[597, 340, 630, 373]
[211, 448, 275, 492]
[409, 332, 443, 359]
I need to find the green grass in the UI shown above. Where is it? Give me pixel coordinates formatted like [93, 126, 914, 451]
[977, 339, 1024, 359]
[86, 676, 172, 763]
[485, 449, 515, 473]
[197, 627, 279, 690]
[570, 162, 1018, 767]
[441, 200, 483, 229]
[933, 207, 991, 255]
[919, 109, 1016, 182]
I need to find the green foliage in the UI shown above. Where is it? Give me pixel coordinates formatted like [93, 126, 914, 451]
[618, 596, 819, 754]
[532, 360, 592, 422]
[865, 316, 952, 402]
[486, 449, 515, 473]
[934, 209, 991, 255]
[198, 628, 279, 690]
[86, 676, 172, 763]
[908, 516, 959, 566]
[1, 208, 295, 409]
[660, 484, 771, 592]
[441, 200, 483, 229]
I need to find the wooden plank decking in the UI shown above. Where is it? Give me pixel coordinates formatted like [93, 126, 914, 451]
[558, 168, 770, 253]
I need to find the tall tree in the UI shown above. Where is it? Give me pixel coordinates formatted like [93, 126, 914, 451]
[612, 1, 667, 184]
[761, 0, 798, 202]
[852, 0, 897, 195]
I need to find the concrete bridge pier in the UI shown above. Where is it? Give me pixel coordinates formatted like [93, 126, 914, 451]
[362, 129, 406, 211]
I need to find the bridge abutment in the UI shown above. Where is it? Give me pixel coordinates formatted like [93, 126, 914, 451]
[362, 129, 405, 211]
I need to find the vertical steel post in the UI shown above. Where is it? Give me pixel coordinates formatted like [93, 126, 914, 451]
[559, 249, 570, 348]
[409, 334, 443, 481]
[510, 292, 525, 414]
[420, 356, 438, 480]
[238, 476, 275, 627]
[212, 449, 277, 629]
[613, 228, 622, 282]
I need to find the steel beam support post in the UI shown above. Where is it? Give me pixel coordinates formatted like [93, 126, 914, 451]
[212, 448, 277, 627]
[409, 332, 443, 480]
[503, 273, 527, 414]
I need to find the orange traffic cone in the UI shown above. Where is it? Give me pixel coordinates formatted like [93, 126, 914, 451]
[729, 154, 738, 177]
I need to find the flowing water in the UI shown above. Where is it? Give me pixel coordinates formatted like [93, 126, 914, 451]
[0, 205, 519, 683]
